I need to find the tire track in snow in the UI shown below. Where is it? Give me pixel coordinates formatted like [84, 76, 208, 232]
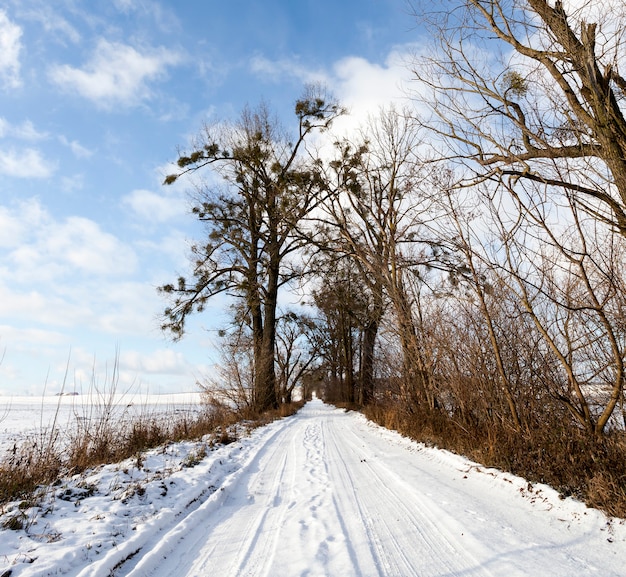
[117, 402, 497, 576]
[323, 413, 498, 576]
[199, 407, 370, 576]
[82, 415, 295, 577]
[123, 411, 310, 577]
[283, 415, 370, 576]
[91, 400, 625, 577]
[124, 402, 378, 577]
[185, 424, 299, 576]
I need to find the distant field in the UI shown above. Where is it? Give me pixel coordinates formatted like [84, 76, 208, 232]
[0, 392, 205, 454]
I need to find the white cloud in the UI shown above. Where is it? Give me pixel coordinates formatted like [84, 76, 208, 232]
[563, 0, 624, 21]
[0, 10, 22, 89]
[250, 55, 327, 85]
[112, 0, 180, 34]
[563, 1, 625, 57]
[249, 47, 416, 136]
[48, 216, 137, 275]
[1, 199, 47, 239]
[60, 173, 85, 193]
[49, 39, 183, 109]
[0, 147, 55, 178]
[0, 277, 157, 337]
[1, 199, 136, 281]
[88, 280, 160, 334]
[136, 229, 190, 268]
[59, 135, 93, 158]
[0, 203, 35, 247]
[0, 118, 48, 140]
[330, 49, 415, 134]
[59, 345, 204, 396]
[334, 51, 412, 106]
[0, 199, 158, 342]
[0, 280, 96, 329]
[120, 348, 191, 375]
[11, 119, 48, 141]
[122, 188, 186, 223]
[21, 6, 81, 44]
[113, 0, 137, 12]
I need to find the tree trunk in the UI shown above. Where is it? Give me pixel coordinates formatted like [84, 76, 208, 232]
[256, 257, 279, 411]
[359, 319, 378, 405]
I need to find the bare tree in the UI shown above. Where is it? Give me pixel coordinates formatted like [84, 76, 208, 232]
[201, 323, 256, 414]
[413, 0, 626, 235]
[409, 0, 626, 437]
[318, 108, 445, 408]
[441, 186, 523, 430]
[310, 260, 366, 404]
[275, 311, 321, 404]
[477, 178, 626, 436]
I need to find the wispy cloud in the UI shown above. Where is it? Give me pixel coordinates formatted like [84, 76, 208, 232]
[20, 5, 81, 44]
[113, 0, 137, 12]
[122, 188, 186, 223]
[48, 39, 183, 109]
[0, 201, 43, 247]
[0, 147, 55, 178]
[60, 173, 85, 193]
[0, 199, 156, 341]
[0, 324, 68, 348]
[250, 55, 327, 85]
[0, 283, 90, 329]
[59, 135, 93, 158]
[0, 117, 48, 140]
[1, 199, 137, 281]
[120, 348, 191, 375]
[111, 0, 181, 34]
[45, 216, 138, 276]
[0, 10, 22, 89]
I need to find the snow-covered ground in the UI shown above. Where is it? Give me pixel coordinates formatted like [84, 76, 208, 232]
[0, 392, 204, 454]
[1, 399, 625, 576]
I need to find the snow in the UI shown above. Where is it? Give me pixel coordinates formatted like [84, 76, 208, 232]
[0, 393, 204, 453]
[1, 399, 625, 576]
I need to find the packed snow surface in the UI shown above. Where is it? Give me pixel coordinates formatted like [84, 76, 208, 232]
[1, 399, 625, 576]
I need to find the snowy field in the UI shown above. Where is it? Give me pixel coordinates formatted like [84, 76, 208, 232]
[1, 399, 626, 576]
[0, 392, 205, 454]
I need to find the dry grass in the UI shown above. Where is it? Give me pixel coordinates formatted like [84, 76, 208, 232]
[0, 390, 304, 509]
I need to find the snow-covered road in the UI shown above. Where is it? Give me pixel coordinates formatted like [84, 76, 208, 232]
[3, 399, 625, 576]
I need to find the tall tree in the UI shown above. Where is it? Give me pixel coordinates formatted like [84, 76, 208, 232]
[159, 88, 342, 411]
[275, 311, 321, 404]
[311, 261, 366, 403]
[441, 186, 523, 431]
[319, 108, 444, 408]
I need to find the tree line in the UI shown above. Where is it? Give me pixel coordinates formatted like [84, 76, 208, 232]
[159, 1, 626, 509]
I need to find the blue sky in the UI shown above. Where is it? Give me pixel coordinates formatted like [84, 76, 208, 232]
[0, 0, 419, 396]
